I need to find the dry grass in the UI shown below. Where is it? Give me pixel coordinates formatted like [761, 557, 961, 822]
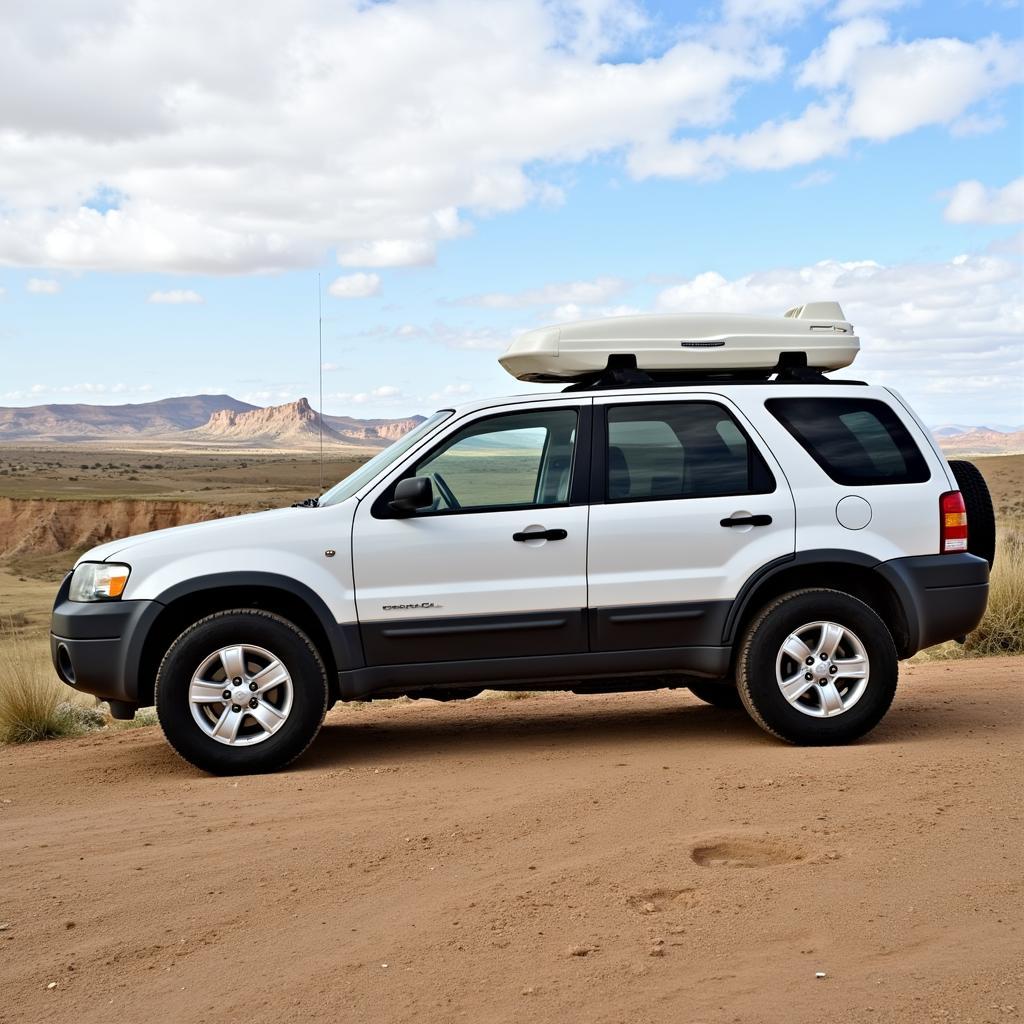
[916, 525, 1024, 660]
[0, 625, 103, 744]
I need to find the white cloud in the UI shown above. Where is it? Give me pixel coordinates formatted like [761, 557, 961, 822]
[797, 17, 889, 90]
[943, 178, 1024, 225]
[328, 384, 403, 405]
[830, 0, 907, 21]
[949, 112, 1005, 138]
[148, 288, 203, 304]
[460, 276, 626, 309]
[26, 277, 60, 294]
[794, 168, 836, 188]
[328, 273, 381, 299]
[338, 239, 439, 269]
[0, 1, 780, 274]
[655, 252, 1024, 421]
[629, 27, 1022, 178]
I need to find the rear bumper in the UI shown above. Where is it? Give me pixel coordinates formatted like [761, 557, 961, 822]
[50, 573, 162, 705]
[878, 553, 989, 656]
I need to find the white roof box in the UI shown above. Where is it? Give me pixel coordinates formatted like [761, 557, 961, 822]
[499, 303, 859, 382]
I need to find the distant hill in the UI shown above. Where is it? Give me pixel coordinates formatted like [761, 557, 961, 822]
[0, 393, 423, 450]
[934, 426, 1024, 456]
[0, 394, 257, 441]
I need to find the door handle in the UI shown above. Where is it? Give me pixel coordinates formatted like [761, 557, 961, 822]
[720, 514, 773, 528]
[513, 528, 568, 542]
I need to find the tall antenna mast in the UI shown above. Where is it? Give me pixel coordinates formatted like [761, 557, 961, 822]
[317, 272, 324, 492]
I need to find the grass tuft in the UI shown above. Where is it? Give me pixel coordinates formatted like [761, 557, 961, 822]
[916, 526, 1024, 660]
[0, 624, 103, 744]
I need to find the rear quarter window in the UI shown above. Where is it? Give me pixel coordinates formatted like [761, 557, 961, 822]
[766, 397, 930, 486]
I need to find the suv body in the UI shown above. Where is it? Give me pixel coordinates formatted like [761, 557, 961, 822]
[50, 325, 991, 772]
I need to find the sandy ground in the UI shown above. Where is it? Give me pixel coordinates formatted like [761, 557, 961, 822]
[1, 657, 1021, 1024]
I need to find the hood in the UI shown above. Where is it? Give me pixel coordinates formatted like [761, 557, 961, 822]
[76, 505, 321, 565]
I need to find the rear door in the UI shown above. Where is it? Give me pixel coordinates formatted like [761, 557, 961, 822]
[587, 394, 796, 651]
[351, 401, 591, 666]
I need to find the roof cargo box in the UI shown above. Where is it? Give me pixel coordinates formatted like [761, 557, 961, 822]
[499, 304, 859, 382]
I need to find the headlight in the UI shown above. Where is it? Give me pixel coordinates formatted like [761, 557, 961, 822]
[69, 562, 131, 602]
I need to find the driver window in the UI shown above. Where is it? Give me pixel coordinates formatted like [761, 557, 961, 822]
[412, 408, 578, 512]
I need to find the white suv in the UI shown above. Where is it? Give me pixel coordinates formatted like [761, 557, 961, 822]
[50, 306, 993, 774]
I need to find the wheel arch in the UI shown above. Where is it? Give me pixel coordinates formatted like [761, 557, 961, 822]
[725, 551, 913, 660]
[136, 573, 362, 706]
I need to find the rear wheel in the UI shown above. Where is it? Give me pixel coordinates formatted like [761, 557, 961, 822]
[736, 589, 897, 745]
[687, 681, 743, 709]
[155, 609, 329, 775]
[948, 459, 996, 567]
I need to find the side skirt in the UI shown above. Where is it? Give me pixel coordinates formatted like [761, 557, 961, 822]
[338, 645, 731, 701]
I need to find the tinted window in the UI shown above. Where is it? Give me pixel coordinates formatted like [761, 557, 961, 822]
[411, 408, 578, 512]
[605, 402, 775, 501]
[767, 397, 930, 486]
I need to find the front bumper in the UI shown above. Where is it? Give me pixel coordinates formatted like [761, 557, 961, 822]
[50, 572, 162, 705]
[878, 553, 989, 655]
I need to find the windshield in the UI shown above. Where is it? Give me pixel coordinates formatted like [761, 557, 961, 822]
[318, 410, 453, 507]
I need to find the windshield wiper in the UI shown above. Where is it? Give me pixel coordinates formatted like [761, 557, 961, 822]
[291, 497, 320, 508]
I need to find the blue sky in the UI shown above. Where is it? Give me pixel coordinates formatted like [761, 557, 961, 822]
[1, 0, 1021, 426]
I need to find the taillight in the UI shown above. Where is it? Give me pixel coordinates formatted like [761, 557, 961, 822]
[940, 491, 968, 553]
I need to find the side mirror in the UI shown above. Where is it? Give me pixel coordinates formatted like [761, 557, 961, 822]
[389, 476, 433, 515]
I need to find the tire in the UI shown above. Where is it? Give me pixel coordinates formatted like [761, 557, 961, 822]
[948, 459, 996, 568]
[687, 681, 743, 709]
[736, 589, 897, 745]
[155, 609, 329, 775]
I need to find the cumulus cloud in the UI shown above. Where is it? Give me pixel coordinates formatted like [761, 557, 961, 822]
[629, 24, 1022, 178]
[26, 277, 60, 294]
[0, 1, 781, 274]
[0, 3, 1017, 274]
[655, 252, 1024, 419]
[328, 273, 381, 299]
[148, 288, 203, 303]
[943, 178, 1024, 225]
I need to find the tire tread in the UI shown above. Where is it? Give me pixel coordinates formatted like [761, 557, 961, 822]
[154, 608, 329, 774]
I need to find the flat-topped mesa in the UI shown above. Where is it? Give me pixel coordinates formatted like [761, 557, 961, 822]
[499, 303, 859, 383]
[196, 397, 335, 443]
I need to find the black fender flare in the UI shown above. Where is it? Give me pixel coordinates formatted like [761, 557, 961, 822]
[722, 549, 889, 646]
[151, 572, 365, 673]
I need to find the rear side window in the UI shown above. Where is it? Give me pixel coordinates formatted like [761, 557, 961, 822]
[766, 397, 930, 486]
[605, 402, 775, 501]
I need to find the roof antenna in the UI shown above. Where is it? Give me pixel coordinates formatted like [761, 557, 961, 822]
[317, 272, 324, 493]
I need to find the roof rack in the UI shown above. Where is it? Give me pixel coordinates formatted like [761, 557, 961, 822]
[561, 353, 866, 392]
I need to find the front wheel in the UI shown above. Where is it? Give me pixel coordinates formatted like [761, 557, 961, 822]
[155, 609, 329, 774]
[736, 589, 897, 745]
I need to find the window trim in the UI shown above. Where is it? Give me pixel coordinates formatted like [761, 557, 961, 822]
[593, 399, 777, 505]
[371, 404, 592, 519]
[765, 396, 931, 487]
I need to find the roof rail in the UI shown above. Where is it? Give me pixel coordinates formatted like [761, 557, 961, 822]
[561, 353, 866, 392]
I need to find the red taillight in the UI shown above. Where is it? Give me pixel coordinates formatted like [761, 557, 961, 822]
[940, 491, 968, 553]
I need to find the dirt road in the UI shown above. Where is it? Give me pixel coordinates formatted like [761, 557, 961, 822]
[2, 657, 1021, 1024]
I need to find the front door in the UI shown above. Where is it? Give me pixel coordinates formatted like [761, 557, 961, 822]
[587, 395, 796, 651]
[352, 402, 591, 666]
